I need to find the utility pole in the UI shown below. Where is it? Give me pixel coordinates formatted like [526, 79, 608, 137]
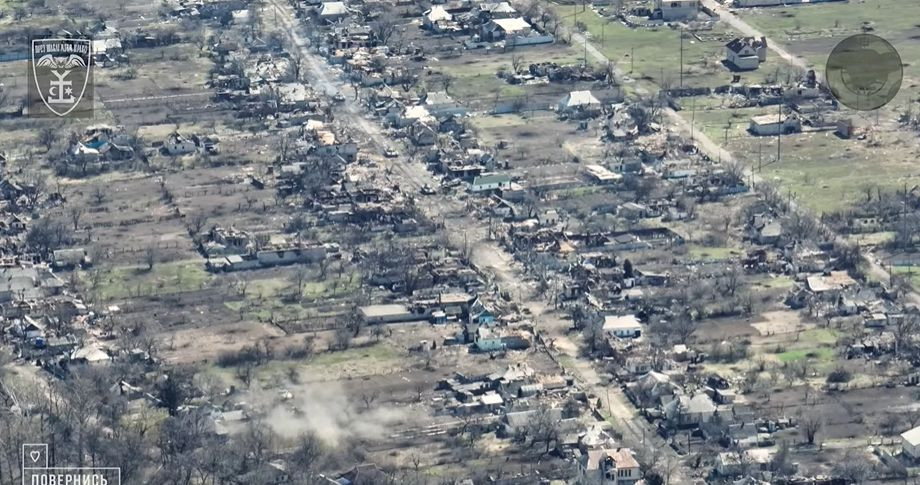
[630, 47, 634, 73]
[776, 103, 782, 163]
[690, 97, 696, 142]
[679, 27, 684, 87]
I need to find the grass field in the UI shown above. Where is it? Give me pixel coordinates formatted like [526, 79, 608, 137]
[685, 99, 920, 213]
[84, 260, 212, 301]
[432, 46, 585, 103]
[775, 347, 835, 363]
[551, 6, 799, 93]
[736, 0, 920, 102]
[754, 275, 795, 289]
[891, 265, 920, 287]
[252, 341, 405, 384]
[687, 244, 741, 260]
[226, 271, 362, 322]
[772, 328, 839, 363]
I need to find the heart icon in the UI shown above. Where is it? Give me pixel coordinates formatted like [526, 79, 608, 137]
[29, 451, 40, 463]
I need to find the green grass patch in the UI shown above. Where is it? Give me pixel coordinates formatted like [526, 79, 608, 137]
[891, 265, 920, 287]
[686, 103, 920, 214]
[775, 347, 834, 363]
[433, 46, 586, 103]
[757, 275, 795, 289]
[469, 114, 531, 130]
[309, 341, 401, 367]
[797, 328, 839, 346]
[83, 260, 212, 301]
[238, 272, 362, 322]
[552, 7, 796, 92]
[249, 341, 405, 384]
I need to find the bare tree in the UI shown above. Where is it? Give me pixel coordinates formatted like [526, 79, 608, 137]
[37, 123, 60, 148]
[68, 205, 85, 231]
[331, 326, 352, 351]
[831, 450, 872, 484]
[186, 211, 208, 236]
[371, 8, 400, 44]
[360, 390, 379, 411]
[291, 265, 310, 298]
[511, 53, 524, 74]
[144, 245, 156, 271]
[91, 185, 107, 205]
[892, 314, 918, 357]
[800, 411, 823, 445]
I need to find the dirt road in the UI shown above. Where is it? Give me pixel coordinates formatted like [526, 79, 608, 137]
[267, 2, 697, 481]
[700, 0, 816, 76]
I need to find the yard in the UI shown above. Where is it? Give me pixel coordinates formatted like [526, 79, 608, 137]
[80, 259, 212, 301]
[429, 43, 596, 109]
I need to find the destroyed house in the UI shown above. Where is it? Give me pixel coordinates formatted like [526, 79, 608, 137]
[0, 267, 65, 302]
[316, 1, 349, 22]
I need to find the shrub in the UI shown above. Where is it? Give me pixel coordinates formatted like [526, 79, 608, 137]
[826, 366, 852, 383]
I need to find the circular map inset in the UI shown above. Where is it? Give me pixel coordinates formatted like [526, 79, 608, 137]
[826, 34, 902, 111]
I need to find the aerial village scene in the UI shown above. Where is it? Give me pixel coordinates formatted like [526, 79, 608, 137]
[0, 0, 919, 483]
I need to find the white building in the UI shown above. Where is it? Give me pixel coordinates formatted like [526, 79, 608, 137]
[475, 326, 504, 352]
[653, 0, 699, 21]
[725, 37, 767, 71]
[423, 6, 452, 30]
[902, 425, 920, 461]
[577, 447, 640, 485]
[470, 173, 512, 193]
[603, 315, 642, 339]
[481, 17, 531, 41]
[317, 1, 348, 21]
[748, 113, 801, 136]
[164, 132, 198, 156]
[558, 90, 602, 114]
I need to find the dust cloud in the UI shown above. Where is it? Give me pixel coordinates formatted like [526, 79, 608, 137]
[260, 381, 409, 447]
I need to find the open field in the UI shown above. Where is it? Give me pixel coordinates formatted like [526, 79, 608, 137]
[552, 6, 800, 93]
[685, 99, 920, 213]
[470, 112, 603, 167]
[736, 0, 920, 103]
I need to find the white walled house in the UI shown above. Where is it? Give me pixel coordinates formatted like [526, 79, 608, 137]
[481, 17, 531, 41]
[164, 132, 198, 156]
[903, 425, 920, 461]
[578, 448, 641, 485]
[470, 174, 512, 193]
[653, 0, 699, 21]
[749, 113, 801, 136]
[603, 315, 642, 339]
[558, 90, 602, 116]
[725, 37, 767, 71]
